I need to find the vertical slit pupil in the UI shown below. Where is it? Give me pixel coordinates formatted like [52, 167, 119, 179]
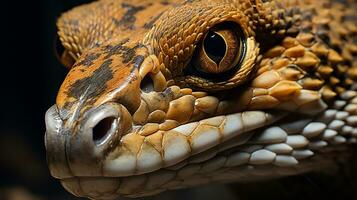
[204, 31, 226, 64]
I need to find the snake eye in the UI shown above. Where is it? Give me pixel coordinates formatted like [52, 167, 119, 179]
[204, 31, 226, 64]
[192, 22, 246, 75]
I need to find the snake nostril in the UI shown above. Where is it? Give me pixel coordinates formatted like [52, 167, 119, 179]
[140, 74, 154, 93]
[92, 116, 117, 145]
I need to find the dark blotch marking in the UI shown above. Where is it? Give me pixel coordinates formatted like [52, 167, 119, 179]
[122, 44, 145, 64]
[103, 38, 129, 58]
[113, 3, 145, 29]
[160, 0, 170, 5]
[103, 39, 145, 64]
[74, 53, 101, 67]
[68, 59, 114, 100]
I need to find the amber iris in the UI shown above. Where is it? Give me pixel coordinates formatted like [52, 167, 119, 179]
[193, 22, 245, 74]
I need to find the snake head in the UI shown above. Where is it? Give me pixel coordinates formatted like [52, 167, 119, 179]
[45, 0, 357, 199]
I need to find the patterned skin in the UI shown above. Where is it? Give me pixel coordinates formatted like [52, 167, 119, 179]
[45, 0, 357, 199]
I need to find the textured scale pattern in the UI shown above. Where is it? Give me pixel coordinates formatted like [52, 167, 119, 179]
[45, 0, 357, 199]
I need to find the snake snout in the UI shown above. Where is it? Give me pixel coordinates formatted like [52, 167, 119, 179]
[45, 103, 133, 179]
[45, 105, 70, 179]
[66, 103, 125, 177]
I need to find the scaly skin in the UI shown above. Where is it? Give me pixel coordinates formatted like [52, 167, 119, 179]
[45, 0, 357, 199]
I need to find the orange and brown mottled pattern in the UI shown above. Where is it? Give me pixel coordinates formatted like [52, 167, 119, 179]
[57, 38, 146, 112]
[46, 0, 357, 199]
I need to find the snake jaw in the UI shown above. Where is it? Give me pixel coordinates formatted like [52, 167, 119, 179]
[51, 109, 289, 199]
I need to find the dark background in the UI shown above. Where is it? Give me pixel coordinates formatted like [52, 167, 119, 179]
[0, 0, 91, 199]
[0, 1, 356, 200]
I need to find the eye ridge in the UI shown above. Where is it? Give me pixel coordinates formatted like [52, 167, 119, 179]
[204, 31, 227, 64]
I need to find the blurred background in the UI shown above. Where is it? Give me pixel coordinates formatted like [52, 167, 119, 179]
[0, 0, 89, 199]
[0, 0, 356, 200]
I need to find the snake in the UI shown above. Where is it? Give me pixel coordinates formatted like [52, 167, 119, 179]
[45, 0, 357, 199]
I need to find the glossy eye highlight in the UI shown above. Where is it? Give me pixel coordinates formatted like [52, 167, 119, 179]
[192, 22, 246, 75]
